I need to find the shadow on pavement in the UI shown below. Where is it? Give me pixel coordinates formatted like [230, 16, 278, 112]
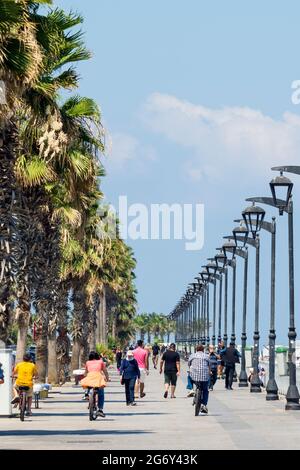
[0, 429, 152, 437]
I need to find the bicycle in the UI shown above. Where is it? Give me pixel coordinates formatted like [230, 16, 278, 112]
[192, 382, 208, 416]
[88, 387, 98, 421]
[18, 386, 30, 421]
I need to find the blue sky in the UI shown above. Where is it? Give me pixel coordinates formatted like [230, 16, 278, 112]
[57, 0, 300, 346]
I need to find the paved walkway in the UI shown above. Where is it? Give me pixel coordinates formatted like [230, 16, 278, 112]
[1, 364, 300, 450]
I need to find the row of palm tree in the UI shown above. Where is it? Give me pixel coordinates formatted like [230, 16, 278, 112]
[0, 1, 137, 383]
[133, 313, 175, 344]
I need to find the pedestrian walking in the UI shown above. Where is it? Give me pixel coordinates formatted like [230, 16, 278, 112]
[258, 365, 266, 387]
[160, 343, 180, 398]
[115, 347, 122, 371]
[222, 342, 241, 390]
[188, 345, 210, 415]
[217, 340, 225, 379]
[120, 350, 140, 406]
[208, 345, 218, 391]
[152, 343, 160, 369]
[133, 340, 149, 398]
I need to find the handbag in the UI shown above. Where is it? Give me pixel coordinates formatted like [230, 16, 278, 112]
[121, 373, 125, 385]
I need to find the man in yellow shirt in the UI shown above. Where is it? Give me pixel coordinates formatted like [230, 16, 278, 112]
[12, 354, 38, 416]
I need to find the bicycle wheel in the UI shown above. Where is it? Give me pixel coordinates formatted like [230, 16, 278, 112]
[20, 393, 26, 422]
[195, 389, 201, 416]
[89, 391, 97, 421]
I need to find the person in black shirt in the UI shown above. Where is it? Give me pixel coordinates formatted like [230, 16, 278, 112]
[222, 342, 241, 390]
[152, 343, 160, 369]
[160, 343, 180, 398]
[208, 345, 218, 391]
[115, 348, 122, 371]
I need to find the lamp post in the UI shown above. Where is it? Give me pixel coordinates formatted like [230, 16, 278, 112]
[242, 202, 265, 393]
[224, 204, 265, 393]
[224, 229, 249, 388]
[198, 271, 213, 345]
[241, 205, 279, 401]
[215, 252, 227, 344]
[268, 167, 300, 410]
[203, 262, 218, 345]
[222, 241, 237, 344]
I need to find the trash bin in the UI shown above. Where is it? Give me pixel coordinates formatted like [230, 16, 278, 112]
[73, 369, 85, 385]
[276, 346, 288, 376]
[0, 349, 13, 417]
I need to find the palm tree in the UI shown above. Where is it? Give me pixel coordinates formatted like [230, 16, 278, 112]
[133, 314, 148, 342]
[0, 0, 52, 344]
[14, 11, 96, 379]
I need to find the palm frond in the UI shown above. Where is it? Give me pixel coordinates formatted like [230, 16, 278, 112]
[52, 206, 82, 227]
[62, 96, 100, 119]
[15, 155, 56, 186]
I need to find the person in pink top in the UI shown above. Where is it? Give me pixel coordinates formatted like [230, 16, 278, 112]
[84, 351, 109, 417]
[133, 340, 149, 398]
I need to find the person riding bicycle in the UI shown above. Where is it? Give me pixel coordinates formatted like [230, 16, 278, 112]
[12, 353, 38, 416]
[188, 344, 210, 415]
[83, 351, 109, 418]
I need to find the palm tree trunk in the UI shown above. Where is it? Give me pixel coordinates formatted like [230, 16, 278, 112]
[71, 339, 81, 370]
[89, 329, 96, 351]
[112, 316, 116, 340]
[99, 286, 107, 345]
[15, 289, 31, 362]
[36, 324, 48, 383]
[16, 323, 28, 363]
[48, 330, 58, 384]
[0, 120, 18, 344]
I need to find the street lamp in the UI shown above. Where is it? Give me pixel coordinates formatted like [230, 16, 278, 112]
[202, 264, 220, 346]
[222, 241, 237, 345]
[269, 167, 300, 410]
[242, 205, 279, 401]
[215, 252, 227, 269]
[225, 204, 263, 394]
[270, 171, 293, 216]
[224, 232, 249, 388]
[205, 261, 218, 276]
[233, 222, 249, 247]
[242, 203, 265, 238]
[243, 202, 265, 393]
[198, 272, 213, 344]
[189, 283, 198, 346]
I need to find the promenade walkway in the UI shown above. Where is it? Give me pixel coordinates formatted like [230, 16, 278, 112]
[1, 364, 300, 450]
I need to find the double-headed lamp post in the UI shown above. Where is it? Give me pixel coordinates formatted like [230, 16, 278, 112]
[208, 257, 226, 345]
[215, 252, 227, 344]
[202, 262, 218, 345]
[225, 224, 249, 388]
[242, 202, 265, 392]
[198, 271, 214, 345]
[270, 168, 300, 410]
[243, 202, 279, 401]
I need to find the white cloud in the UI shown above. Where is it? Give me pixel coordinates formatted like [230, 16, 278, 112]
[105, 131, 157, 171]
[105, 132, 138, 169]
[143, 92, 300, 182]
